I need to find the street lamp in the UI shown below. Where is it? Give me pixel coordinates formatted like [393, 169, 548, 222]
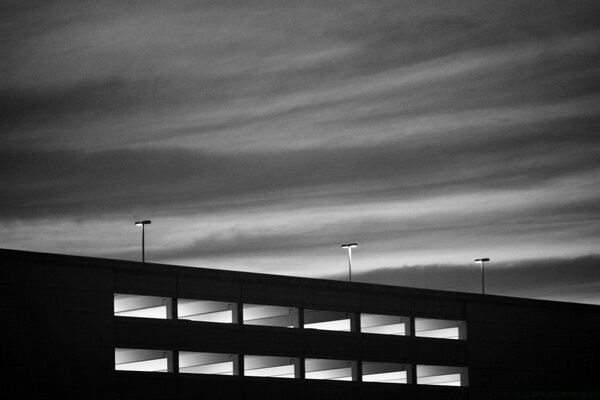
[135, 220, 151, 262]
[475, 258, 490, 294]
[341, 243, 358, 282]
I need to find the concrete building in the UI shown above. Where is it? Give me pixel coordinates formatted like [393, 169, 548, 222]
[3, 248, 600, 399]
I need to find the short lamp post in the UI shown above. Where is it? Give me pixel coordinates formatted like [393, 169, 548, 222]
[475, 258, 490, 294]
[135, 220, 151, 263]
[341, 243, 358, 282]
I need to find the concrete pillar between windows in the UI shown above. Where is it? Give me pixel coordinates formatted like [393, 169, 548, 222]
[169, 297, 178, 373]
[458, 321, 468, 340]
[290, 308, 300, 328]
[235, 301, 243, 325]
[294, 358, 304, 379]
[408, 364, 416, 384]
[350, 312, 361, 333]
[166, 351, 178, 373]
[230, 302, 239, 324]
[407, 317, 415, 336]
[298, 307, 305, 329]
[355, 361, 362, 382]
[235, 301, 243, 376]
[164, 297, 174, 320]
[169, 297, 178, 320]
[460, 368, 469, 386]
[350, 361, 360, 382]
[232, 354, 241, 376]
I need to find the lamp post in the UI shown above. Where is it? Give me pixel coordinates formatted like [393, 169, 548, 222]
[475, 258, 490, 294]
[341, 243, 358, 282]
[135, 220, 151, 263]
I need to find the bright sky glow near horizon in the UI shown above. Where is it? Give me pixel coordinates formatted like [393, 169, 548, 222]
[2, 1, 600, 304]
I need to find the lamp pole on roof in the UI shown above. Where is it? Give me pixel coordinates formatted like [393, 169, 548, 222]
[135, 220, 151, 263]
[341, 243, 358, 282]
[475, 258, 490, 294]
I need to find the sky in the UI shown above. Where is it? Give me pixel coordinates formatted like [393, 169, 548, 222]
[1, 0, 600, 304]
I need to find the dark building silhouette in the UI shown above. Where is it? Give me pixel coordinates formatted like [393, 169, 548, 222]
[3, 248, 600, 399]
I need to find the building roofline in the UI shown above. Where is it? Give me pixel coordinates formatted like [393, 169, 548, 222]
[2, 247, 598, 311]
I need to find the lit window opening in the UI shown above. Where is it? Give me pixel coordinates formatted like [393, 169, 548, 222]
[362, 362, 411, 384]
[114, 293, 172, 319]
[360, 313, 408, 335]
[414, 318, 466, 340]
[179, 351, 238, 375]
[416, 365, 468, 386]
[305, 358, 356, 381]
[243, 304, 299, 328]
[244, 355, 299, 378]
[178, 299, 236, 323]
[304, 309, 351, 331]
[115, 348, 172, 372]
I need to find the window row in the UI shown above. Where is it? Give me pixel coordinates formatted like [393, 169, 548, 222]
[114, 294, 466, 340]
[115, 348, 468, 387]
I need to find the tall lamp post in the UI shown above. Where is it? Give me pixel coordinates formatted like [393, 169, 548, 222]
[341, 243, 358, 282]
[475, 258, 490, 294]
[135, 220, 151, 263]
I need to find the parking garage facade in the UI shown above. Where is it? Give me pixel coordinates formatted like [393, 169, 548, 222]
[3, 248, 600, 399]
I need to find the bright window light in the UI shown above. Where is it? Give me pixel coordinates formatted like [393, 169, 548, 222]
[243, 304, 299, 328]
[362, 362, 410, 384]
[305, 358, 355, 381]
[417, 365, 468, 386]
[114, 293, 171, 319]
[115, 348, 171, 372]
[414, 318, 466, 340]
[179, 352, 237, 375]
[244, 355, 298, 378]
[304, 309, 351, 331]
[361, 313, 407, 335]
[178, 299, 236, 323]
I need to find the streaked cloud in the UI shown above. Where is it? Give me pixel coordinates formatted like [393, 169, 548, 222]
[1, 0, 599, 303]
[348, 255, 600, 306]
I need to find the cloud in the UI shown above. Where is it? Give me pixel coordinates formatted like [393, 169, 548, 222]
[2, 0, 599, 154]
[1, 1, 600, 304]
[338, 255, 600, 305]
[1, 123, 599, 221]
